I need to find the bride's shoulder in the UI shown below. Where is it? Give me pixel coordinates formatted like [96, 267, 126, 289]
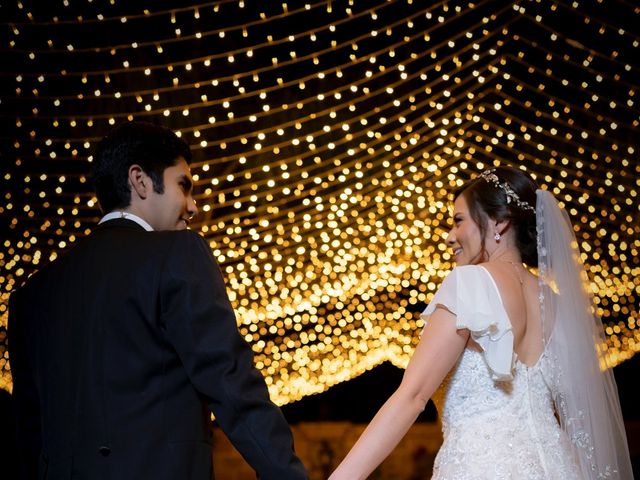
[476, 260, 506, 271]
[441, 264, 494, 289]
[448, 264, 487, 274]
[449, 263, 493, 278]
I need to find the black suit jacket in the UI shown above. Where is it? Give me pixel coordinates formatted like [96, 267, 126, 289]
[9, 218, 307, 479]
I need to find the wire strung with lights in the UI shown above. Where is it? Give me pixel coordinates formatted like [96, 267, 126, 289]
[1, 0, 638, 405]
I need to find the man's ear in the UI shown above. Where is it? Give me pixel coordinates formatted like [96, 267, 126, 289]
[128, 164, 151, 200]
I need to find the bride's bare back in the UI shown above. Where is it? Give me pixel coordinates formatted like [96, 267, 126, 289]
[480, 261, 543, 366]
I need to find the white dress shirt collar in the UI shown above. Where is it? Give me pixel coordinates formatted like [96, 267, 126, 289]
[98, 211, 154, 231]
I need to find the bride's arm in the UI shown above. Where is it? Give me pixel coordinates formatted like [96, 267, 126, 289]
[329, 307, 468, 480]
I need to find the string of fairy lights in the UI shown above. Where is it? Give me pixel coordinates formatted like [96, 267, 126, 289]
[1, 0, 638, 405]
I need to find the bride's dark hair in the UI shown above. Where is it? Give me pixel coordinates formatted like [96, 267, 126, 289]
[454, 165, 539, 267]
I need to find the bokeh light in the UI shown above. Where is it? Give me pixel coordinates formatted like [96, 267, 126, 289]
[1, 0, 638, 405]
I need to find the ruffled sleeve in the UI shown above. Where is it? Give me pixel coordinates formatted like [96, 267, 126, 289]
[421, 265, 515, 381]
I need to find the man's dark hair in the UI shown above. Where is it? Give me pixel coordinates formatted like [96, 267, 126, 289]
[91, 121, 192, 213]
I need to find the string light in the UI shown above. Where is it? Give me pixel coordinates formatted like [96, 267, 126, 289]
[1, 0, 638, 406]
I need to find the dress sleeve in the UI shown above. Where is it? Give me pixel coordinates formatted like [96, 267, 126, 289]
[420, 265, 515, 381]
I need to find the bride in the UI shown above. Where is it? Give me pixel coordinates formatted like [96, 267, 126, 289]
[329, 166, 633, 479]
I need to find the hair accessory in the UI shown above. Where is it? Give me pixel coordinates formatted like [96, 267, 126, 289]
[478, 169, 536, 213]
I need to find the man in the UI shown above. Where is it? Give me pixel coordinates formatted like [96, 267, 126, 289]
[9, 121, 308, 479]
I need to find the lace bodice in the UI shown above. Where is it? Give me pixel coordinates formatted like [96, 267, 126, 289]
[431, 349, 581, 479]
[422, 266, 582, 479]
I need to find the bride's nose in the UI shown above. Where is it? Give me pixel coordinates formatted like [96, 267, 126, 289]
[445, 230, 455, 246]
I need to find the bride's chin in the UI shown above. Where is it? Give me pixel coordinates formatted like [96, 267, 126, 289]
[456, 257, 470, 266]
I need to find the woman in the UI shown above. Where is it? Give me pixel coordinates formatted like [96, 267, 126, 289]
[329, 166, 632, 479]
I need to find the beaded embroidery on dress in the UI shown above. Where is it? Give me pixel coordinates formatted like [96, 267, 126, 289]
[422, 266, 581, 480]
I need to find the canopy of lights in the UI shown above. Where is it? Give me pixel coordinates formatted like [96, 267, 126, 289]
[1, 0, 638, 405]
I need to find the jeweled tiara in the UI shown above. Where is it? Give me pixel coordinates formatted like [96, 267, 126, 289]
[478, 169, 536, 213]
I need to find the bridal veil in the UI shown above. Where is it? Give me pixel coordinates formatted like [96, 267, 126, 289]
[536, 189, 633, 479]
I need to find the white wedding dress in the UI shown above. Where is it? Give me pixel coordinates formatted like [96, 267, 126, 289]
[422, 265, 581, 480]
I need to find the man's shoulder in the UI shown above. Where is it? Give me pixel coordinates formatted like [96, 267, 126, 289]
[161, 230, 213, 260]
[94, 222, 205, 247]
[15, 229, 210, 290]
[123, 229, 214, 267]
[10, 261, 49, 301]
[154, 229, 208, 248]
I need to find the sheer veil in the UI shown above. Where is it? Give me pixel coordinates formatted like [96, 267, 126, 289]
[536, 189, 633, 479]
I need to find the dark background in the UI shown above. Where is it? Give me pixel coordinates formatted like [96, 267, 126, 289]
[280, 355, 640, 425]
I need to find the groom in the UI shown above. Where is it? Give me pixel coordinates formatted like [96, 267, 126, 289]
[9, 121, 308, 479]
